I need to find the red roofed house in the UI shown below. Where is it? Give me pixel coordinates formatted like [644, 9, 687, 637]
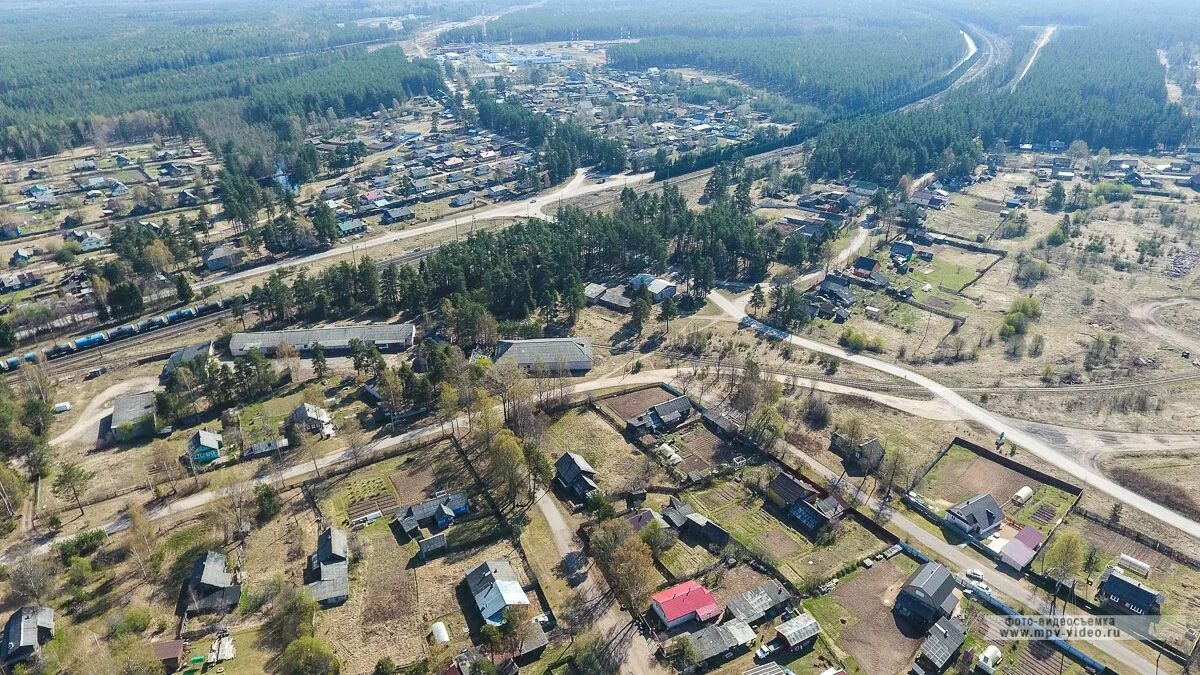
[651, 580, 721, 628]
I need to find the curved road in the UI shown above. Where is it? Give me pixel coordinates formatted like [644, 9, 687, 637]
[1127, 297, 1200, 356]
[708, 289, 1200, 539]
[196, 169, 653, 290]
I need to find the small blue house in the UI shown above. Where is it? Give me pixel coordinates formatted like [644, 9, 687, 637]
[187, 430, 224, 465]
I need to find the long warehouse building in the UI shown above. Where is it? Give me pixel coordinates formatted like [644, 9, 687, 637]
[229, 325, 417, 357]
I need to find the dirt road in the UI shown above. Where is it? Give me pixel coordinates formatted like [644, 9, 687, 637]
[1127, 297, 1200, 356]
[533, 491, 666, 675]
[1002, 415, 1200, 473]
[709, 290, 1200, 539]
[1010, 25, 1057, 91]
[50, 376, 161, 449]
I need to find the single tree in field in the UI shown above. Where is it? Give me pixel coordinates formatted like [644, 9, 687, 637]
[52, 461, 94, 516]
[749, 284, 766, 317]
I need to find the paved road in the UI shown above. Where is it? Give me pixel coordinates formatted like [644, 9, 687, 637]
[707, 289, 1200, 539]
[533, 491, 666, 675]
[196, 169, 652, 290]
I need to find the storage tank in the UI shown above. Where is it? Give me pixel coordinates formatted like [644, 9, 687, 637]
[1012, 486, 1034, 505]
[430, 621, 450, 645]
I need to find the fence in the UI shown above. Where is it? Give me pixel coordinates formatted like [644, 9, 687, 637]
[1072, 506, 1200, 571]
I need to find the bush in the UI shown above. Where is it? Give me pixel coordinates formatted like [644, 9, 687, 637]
[255, 484, 281, 523]
[804, 395, 831, 429]
[55, 529, 106, 564]
[110, 607, 152, 637]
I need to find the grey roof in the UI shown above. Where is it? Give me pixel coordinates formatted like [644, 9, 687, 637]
[1, 607, 53, 663]
[111, 392, 156, 429]
[947, 493, 1003, 535]
[396, 492, 468, 532]
[1098, 567, 1166, 613]
[164, 341, 213, 374]
[519, 621, 549, 655]
[555, 452, 598, 497]
[419, 533, 447, 557]
[726, 580, 791, 624]
[306, 561, 349, 604]
[192, 551, 233, 590]
[651, 395, 692, 427]
[317, 528, 348, 563]
[901, 562, 958, 619]
[686, 619, 755, 662]
[206, 244, 240, 261]
[662, 496, 696, 528]
[918, 617, 965, 669]
[466, 560, 520, 596]
[776, 611, 821, 648]
[495, 338, 593, 369]
[230, 324, 415, 355]
[768, 473, 813, 506]
[306, 528, 350, 604]
[185, 551, 242, 614]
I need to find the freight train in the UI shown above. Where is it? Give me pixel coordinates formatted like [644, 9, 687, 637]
[0, 294, 247, 370]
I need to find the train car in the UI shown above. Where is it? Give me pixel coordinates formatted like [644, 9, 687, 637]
[165, 307, 196, 323]
[138, 316, 169, 331]
[2, 357, 20, 370]
[22, 352, 37, 363]
[45, 344, 75, 360]
[73, 333, 108, 350]
[108, 324, 139, 341]
[195, 300, 223, 315]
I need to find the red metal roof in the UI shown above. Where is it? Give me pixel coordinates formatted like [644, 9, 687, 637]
[651, 580, 720, 622]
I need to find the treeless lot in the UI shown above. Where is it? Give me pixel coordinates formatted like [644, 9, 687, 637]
[829, 561, 925, 675]
[919, 442, 1075, 534]
[541, 407, 663, 492]
[602, 386, 677, 420]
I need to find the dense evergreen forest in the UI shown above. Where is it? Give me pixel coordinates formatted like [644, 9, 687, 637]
[442, 0, 927, 43]
[0, 0, 447, 166]
[808, 23, 1193, 183]
[606, 27, 965, 115]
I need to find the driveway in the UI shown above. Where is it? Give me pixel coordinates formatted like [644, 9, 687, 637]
[534, 491, 667, 675]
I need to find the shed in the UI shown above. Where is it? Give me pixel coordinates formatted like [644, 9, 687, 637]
[775, 610, 821, 649]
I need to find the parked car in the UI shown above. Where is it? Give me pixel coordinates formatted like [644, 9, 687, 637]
[965, 568, 985, 582]
[755, 642, 780, 660]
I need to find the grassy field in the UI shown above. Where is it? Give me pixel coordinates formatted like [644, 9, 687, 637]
[686, 481, 884, 587]
[658, 539, 717, 579]
[920, 442, 1076, 535]
[196, 628, 274, 675]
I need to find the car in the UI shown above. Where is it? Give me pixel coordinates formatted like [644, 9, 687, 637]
[530, 198, 536, 203]
[965, 568, 985, 582]
[967, 580, 991, 595]
[755, 642, 780, 660]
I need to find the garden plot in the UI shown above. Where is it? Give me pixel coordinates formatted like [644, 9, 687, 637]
[687, 482, 885, 587]
[918, 441, 1075, 535]
[667, 422, 738, 473]
[826, 559, 926, 675]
